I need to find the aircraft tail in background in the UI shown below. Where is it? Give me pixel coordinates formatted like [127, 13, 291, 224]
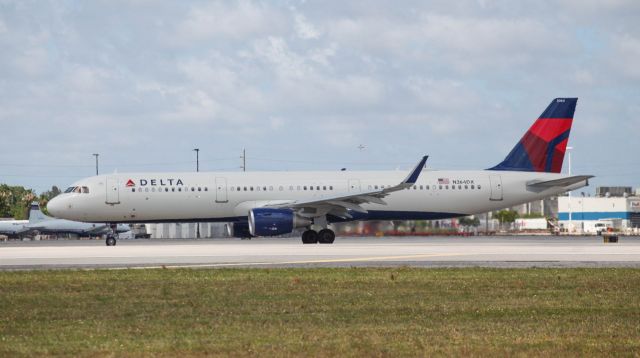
[28, 202, 52, 224]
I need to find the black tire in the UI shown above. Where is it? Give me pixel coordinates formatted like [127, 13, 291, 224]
[301, 230, 318, 244]
[318, 229, 335, 244]
[106, 236, 117, 246]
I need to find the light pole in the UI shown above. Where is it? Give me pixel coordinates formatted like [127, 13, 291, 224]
[240, 148, 246, 172]
[193, 148, 200, 239]
[193, 148, 200, 172]
[92, 154, 99, 175]
[567, 146, 573, 234]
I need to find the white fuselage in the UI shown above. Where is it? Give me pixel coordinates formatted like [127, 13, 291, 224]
[48, 169, 587, 223]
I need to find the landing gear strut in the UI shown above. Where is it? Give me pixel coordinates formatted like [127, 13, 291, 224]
[106, 224, 119, 246]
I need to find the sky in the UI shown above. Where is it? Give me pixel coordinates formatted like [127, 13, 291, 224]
[0, 0, 639, 194]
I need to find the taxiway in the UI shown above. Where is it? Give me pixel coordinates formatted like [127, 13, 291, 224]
[2, 236, 640, 270]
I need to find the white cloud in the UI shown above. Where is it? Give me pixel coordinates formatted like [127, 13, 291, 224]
[176, 1, 282, 41]
[294, 12, 321, 40]
[611, 34, 640, 79]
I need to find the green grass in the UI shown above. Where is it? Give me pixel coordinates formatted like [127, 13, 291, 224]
[1, 268, 640, 356]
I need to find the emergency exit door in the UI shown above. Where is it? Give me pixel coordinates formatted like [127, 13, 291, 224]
[348, 179, 361, 192]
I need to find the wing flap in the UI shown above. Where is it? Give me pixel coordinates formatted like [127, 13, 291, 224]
[526, 175, 594, 188]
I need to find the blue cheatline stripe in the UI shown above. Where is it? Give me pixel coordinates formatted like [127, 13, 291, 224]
[558, 212, 630, 221]
[545, 129, 570, 172]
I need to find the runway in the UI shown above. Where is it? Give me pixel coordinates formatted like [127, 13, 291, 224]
[2, 236, 640, 270]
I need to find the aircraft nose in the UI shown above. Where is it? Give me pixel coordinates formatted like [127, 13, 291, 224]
[47, 197, 65, 218]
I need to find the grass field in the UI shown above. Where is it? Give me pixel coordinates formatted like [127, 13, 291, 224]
[1, 268, 640, 356]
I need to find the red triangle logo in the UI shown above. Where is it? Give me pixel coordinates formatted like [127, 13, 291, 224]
[126, 179, 135, 187]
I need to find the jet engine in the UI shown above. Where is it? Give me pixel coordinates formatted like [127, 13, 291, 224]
[225, 222, 253, 238]
[248, 208, 311, 236]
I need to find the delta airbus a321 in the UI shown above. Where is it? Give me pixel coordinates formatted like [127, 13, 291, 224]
[48, 98, 592, 246]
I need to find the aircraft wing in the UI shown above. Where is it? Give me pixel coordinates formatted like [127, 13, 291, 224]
[526, 175, 594, 188]
[266, 156, 428, 219]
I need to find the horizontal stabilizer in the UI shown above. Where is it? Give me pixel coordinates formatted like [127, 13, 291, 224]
[526, 175, 594, 188]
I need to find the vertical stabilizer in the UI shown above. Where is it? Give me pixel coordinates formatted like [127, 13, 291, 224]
[490, 98, 577, 173]
[28, 202, 52, 223]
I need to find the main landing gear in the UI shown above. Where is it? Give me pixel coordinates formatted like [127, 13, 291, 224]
[106, 223, 118, 246]
[301, 228, 335, 244]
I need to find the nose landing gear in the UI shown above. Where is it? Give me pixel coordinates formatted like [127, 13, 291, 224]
[106, 223, 119, 246]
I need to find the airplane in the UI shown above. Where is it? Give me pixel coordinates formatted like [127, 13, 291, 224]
[26, 202, 130, 238]
[47, 98, 593, 246]
[0, 219, 29, 239]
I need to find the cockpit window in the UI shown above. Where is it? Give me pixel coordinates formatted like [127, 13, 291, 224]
[73, 187, 82, 193]
[82, 186, 90, 194]
[64, 187, 76, 193]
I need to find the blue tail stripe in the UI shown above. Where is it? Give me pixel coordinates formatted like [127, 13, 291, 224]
[544, 129, 571, 172]
[489, 142, 534, 172]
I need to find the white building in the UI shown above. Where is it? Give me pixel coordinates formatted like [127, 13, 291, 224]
[558, 196, 640, 234]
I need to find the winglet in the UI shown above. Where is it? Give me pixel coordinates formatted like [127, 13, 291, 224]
[402, 156, 428, 185]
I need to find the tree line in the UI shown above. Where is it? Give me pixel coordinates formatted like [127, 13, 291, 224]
[0, 184, 60, 219]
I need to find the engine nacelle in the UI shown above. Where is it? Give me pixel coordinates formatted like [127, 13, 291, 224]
[225, 222, 252, 238]
[248, 208, 311, 237]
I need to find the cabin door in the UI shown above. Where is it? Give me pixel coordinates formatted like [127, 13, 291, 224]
[489, 175, 503, 201]
[215, 177, 228, 203]
[106, 177, 120, 204]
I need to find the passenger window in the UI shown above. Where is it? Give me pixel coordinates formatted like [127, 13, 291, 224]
[471, 185, 475, 189]
[244, 187, 247, 191]
[458, 185, 462, 189]
[478, 185, 482, 189]
[426, 185, 430, 190]
[304, 186, 307, 190]
[289, 186, 294, 191]
[178, 188, 182, 192]
[198, 187, 201, 192]
[269, 186, 273, 191]
[465, 185, 468, 189]
[145, 188, 149, 192]
[132, 188, 135, 192]
[329, 186, 333, 190]
[323, 186, 327, 190]
[256, 187, 261, 192]
[152, 188, 156, 192]
[419, 185, 423, 190]
[250, 187, 254, 191]
[230, 187, 234, 191]
[191, 187, 195, 192]
[310, 186, 314, 190]
[439, 185, 442, 190]
[279, 186, 283, 191]
[452, 185, 455, 190]
[165, 188, 169, 192]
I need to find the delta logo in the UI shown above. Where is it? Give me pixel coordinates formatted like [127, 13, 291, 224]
[127, 178, 185, 186]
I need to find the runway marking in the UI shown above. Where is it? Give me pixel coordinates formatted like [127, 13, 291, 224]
[97, 253, 469, 270]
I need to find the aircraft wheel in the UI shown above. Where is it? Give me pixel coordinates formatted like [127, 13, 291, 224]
[318, 229, 335, 244]
[301, 230, 318, 244]
[106, 236, 117, 246]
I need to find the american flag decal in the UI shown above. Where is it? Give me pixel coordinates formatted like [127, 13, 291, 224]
[438, 178, 449, 184]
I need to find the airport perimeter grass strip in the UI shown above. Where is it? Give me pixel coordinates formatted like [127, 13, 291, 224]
[1, 268, 640, 356]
